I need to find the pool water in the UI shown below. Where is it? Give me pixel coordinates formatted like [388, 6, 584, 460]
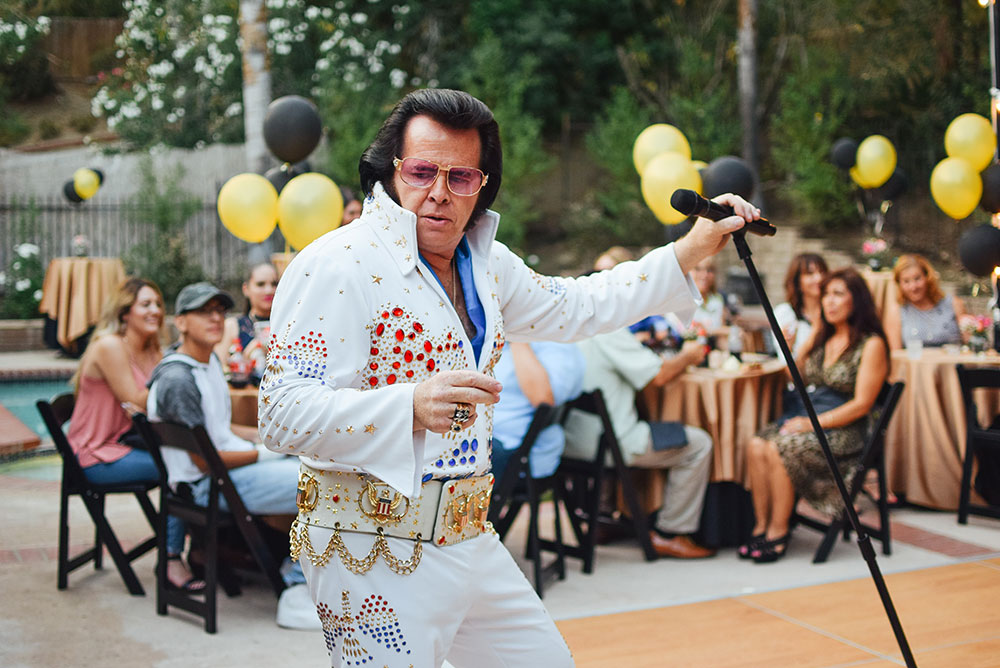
[0, 379, 73, 439]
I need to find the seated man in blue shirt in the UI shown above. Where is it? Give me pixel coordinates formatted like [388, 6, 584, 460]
[490, 342, 585, 480]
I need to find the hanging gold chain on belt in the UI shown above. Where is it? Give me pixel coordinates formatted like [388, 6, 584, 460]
[289, 519, 422, 575]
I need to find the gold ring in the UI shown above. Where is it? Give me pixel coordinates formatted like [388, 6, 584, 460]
[450, 403, 472, 432]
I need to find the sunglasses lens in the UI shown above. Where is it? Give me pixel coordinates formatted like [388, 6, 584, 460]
[397, 157, 485, 195]
[400, 158, 438, 187]
[447, 168, 482, 195]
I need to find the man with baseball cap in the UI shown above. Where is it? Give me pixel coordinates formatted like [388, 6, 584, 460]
[147, 282, 314, 627]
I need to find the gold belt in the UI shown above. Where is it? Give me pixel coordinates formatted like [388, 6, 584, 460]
[289, 464, 495, 575]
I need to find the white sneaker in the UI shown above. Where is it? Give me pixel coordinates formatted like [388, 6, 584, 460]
[276, 583, 321, 630]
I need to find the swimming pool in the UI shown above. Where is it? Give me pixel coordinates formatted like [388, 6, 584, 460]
[0, 378, 73, 439]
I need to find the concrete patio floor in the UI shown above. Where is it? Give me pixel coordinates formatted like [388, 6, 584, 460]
[2, 349, 1000, 666]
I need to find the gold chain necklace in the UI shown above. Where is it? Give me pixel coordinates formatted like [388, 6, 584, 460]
[450, 258, 458, 306]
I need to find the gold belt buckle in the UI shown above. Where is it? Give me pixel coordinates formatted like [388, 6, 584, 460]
[445, 486, 492, 533]
[296, 472, 319, 513]
[358, 479, 409, 525]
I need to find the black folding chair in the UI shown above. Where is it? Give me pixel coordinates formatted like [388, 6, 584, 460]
[549, 390, 658, 574]
[793, 381, 904, 563]
[133, 413, 286, 633]
[956, 365, 1000, 523]
[488, 402, 570, 597]
[37, 394, 158, 596]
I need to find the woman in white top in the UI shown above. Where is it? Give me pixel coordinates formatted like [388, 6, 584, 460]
[690, 257, 730, 331]
[773, 253, 829, 360]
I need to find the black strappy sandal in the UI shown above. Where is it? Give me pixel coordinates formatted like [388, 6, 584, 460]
[165, 554, 208, 593]
[738, 533, 766, 560]
[751, 533, 791, 564]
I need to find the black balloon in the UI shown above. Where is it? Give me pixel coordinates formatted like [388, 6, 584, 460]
[981, 164, 1000, 214]
[702, 156, 754, 199]
[830, 137, 858, 170]
[92, 168, 105, 185]
[876, 168, 908, 202]
[63, 180, 83, 204]
[959, 224, 1000, 276]
[265, 163, 305, 194]
[263, 96, 322, 164]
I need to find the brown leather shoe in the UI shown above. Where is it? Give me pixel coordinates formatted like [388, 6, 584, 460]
[649, 532, 716, 559]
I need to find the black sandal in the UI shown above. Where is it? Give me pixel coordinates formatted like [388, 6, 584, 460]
[738, 533, 766, 560]
[165, 554, 207, 593]
[751, 533, 791, 564]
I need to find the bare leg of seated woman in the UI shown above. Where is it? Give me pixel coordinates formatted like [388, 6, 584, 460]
[743, 436, 794, 563]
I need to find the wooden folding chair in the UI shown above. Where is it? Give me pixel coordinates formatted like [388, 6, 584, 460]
[488, 402, 570, 597]
[133, 413, 286, 633]
[793, 381, 904, 563]
[37, 394, 158, 596]
[956, 365, 1000, 523]
[547, 390, 658, 574]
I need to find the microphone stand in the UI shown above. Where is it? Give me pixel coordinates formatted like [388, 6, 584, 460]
[729, 229, 917, 668]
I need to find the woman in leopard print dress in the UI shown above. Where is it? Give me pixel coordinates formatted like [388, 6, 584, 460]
[741, 268, 889, 563]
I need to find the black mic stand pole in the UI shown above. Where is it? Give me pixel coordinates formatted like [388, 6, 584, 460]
[729, 229, 917, 668]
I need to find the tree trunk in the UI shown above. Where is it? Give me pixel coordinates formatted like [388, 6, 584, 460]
[239, 0, 272, 175]
[737, 0, 761, 206]
[238, 0, 274, 261]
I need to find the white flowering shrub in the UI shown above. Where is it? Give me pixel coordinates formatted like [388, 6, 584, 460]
[1, 240, 45, 319]
[91, 0, 427, 151]
[0, 9, 54, 147]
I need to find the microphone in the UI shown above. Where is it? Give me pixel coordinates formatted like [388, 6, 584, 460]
[670, 189, 776, 237]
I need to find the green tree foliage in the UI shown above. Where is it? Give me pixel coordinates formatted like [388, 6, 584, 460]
[122, 159, 205, 305]
[769, 57, 857, 226]
[458, 33, 553, 250]
[566, 87, 660, 248]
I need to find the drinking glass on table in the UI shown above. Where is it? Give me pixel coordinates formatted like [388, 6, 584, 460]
[904, 327, 922, 360]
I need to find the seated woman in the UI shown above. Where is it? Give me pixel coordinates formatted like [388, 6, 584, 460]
[884, 253, 965, 350]
[66, 278, 204, 591]
[340, 186, 363, 226]
[741, 268, 889, 563]
[690, 257, 732, 331]
[215, 262, 278, 382]
[773, 253, 828, 361]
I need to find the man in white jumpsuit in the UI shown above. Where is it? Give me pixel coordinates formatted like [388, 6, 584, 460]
[260, 88, 758, 667]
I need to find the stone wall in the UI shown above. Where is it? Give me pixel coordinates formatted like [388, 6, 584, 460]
[0, 143, 249, 201]
[0, 320, 46, 353]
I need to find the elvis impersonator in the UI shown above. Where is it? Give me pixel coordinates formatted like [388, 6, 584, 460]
[260, 88, 759, 667]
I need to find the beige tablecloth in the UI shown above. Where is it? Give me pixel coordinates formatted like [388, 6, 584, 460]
[230, 386, 259, 427]
[862, 267, 898, 326]
[38, 257, 125, 351]
[645, 357, 787, 485]
[271, 252, 295, 279]
[885, 348, 1000, 510]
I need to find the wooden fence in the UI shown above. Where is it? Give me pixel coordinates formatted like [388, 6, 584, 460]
[42, 17, 124, 81]
[0, 195, 252, 287]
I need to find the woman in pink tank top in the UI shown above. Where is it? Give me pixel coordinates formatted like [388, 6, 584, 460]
[67, 277, 204, 592]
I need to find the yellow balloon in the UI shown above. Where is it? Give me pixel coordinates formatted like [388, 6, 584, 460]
[640, 152, 702, 224]
[217, 173, 279, 243]
[73, 168, 100, 200]
[856, 135, 896, 188]
[277, 173, 343, 250]
[849, 165, 878, 189]
[945, 113, 996, 172]
[633, 124, 692, 176]
[930, 157, 983, 220]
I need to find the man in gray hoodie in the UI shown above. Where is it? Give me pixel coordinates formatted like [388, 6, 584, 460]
[147, 282, 313, 627]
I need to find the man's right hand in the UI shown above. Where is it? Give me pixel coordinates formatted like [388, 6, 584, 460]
[412, 370, 502, 433]
[673, 194, 760, 273]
